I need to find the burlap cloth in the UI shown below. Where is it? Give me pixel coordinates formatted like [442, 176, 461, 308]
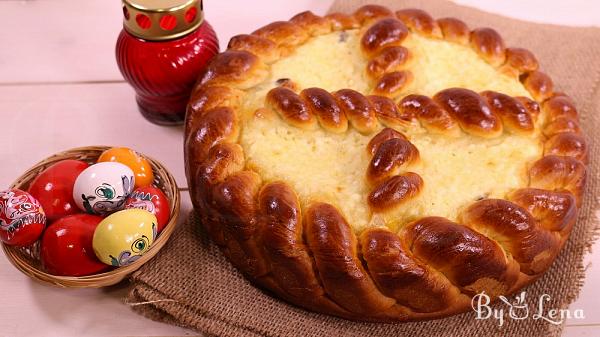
[127, 0, 600, 336]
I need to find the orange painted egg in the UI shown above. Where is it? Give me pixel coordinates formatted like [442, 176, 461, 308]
[98, 147, 154, 188]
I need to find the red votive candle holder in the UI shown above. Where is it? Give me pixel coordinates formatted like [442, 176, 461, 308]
[116, 0, 219, 126]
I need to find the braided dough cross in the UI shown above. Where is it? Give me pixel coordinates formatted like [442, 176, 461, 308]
[184, 5, 588, 322]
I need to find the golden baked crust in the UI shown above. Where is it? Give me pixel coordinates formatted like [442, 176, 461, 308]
[184, 5, 588, 322]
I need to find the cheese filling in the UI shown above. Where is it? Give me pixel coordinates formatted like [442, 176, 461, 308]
[238, 30, 542, 232]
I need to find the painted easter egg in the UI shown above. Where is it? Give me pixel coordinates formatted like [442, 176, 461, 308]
[72, 162, 135, 215]
[41, 214, 110, 276]
[125, 186, 170, 233]
[92, 208, 157, 266]
[98, 147, 154, 188]
[28, 159, 89, 221]
[0, 189, 46, 246]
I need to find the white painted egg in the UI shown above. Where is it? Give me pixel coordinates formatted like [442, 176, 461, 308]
[73, 162, 135, 215]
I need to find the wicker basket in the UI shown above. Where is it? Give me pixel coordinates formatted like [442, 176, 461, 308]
[1, 146, 181, 288]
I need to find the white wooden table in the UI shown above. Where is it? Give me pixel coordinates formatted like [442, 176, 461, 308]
[0, 1, 598, 336]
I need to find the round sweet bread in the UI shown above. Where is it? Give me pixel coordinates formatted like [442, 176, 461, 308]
[184, 5, 588, 322]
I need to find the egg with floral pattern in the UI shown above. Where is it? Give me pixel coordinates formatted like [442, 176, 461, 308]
[73, 162, 135, 215]
[0, 189, 46, 246]
[125, 186, 170, 233]
[92, 208, 157, 266]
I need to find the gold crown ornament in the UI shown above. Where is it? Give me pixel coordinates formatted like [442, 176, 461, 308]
[121, 0, 204, 41]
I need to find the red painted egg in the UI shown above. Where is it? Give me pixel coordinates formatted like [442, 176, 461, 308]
[41, 214, 110, 276]
[0, 189, 46, 246]
[125, 186, 170, 233]
[28, 159, 89, 221]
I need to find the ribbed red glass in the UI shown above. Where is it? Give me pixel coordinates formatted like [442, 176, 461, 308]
[116, 21, 219, 125]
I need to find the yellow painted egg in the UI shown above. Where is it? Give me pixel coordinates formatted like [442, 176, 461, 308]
[92, 208, 157, 266]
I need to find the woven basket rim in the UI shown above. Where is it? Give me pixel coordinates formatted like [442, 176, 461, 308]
[2, 145, 181, 288]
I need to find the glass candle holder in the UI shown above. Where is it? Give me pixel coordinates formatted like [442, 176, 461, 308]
[116, 0, 219, 126]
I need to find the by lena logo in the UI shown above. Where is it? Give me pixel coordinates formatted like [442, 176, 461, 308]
[471, 291, 585, 327]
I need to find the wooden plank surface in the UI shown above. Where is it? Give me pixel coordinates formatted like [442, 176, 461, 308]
[0, 0, 333, 84]
[0, 0, 598, 336]
[0, 83, 187, 188]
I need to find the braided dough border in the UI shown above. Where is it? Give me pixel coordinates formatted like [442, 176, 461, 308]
[184, 5, 588, 322]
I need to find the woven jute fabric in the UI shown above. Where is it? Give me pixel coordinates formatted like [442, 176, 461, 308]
[127, 0, 600, 336]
